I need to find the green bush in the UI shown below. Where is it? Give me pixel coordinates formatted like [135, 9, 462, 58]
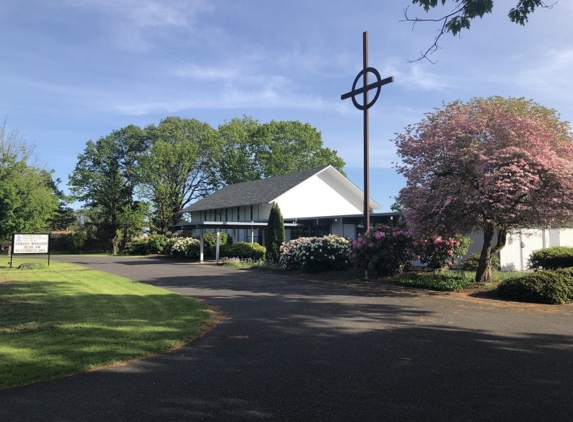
[125, 234, 170, 255]
[202, 232, 231, 257]
[461, 253, 500, 271]
[221, 242, 266, 260]
[186, 241, 201, 259]
[496, 268, 573, 304]
[528, 246, 573, 270]
[53, 232, 88, 254]
[145, 234, 170, 254]
[391, 272, 474, 292]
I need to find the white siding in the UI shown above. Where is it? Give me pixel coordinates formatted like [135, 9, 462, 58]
[342, 224, 356, 239]
[276, 174, 362, 219]
[554, 228, 573, 246]
[500, 230, 543, 271]
[330, 219, 343, 237]
[464, 228, 573, 271]
[259, 204, 273, 221]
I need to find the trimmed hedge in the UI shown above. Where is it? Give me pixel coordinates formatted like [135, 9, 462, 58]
[528, 246, 573, 270]
[221, 242, 266, 260]
[496, 268, 573, 304]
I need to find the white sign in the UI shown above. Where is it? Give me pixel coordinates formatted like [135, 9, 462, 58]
[13, 234, 50, 254]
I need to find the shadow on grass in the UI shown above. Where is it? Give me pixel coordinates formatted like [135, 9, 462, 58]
[6, 255, 565, 421]
[0, 279, 211, 389]
[1, 319, 572, 421]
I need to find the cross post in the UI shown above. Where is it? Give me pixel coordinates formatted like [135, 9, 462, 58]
[341, 31, 393, 232]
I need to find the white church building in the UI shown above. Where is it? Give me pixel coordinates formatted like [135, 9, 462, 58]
[177, 165, 399, 245]
[176, 165, 573, 269]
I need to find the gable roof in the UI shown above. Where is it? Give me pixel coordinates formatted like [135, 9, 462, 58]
[181, 167, 328, 213]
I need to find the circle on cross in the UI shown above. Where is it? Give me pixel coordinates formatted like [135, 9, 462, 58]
[350, 67, 382, 111]
[341, 67, 393, 111]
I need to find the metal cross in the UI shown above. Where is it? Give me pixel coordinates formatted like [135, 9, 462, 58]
[341, 31, 393, 232]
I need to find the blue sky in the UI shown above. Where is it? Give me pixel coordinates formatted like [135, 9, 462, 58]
[2, 0, 572, 211]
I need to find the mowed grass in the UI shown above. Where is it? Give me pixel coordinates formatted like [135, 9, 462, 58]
[0, 259, 212, 389]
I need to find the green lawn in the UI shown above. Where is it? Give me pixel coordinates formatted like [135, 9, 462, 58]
[390, 269, 526, 291]
[0, 259, 212, 389]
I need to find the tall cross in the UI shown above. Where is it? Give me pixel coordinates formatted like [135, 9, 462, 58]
[341, 31, 393, 232]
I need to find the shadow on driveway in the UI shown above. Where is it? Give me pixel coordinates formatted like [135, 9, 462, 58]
[1, 255, 571, 422]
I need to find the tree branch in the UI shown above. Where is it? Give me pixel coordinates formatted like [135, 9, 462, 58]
[402, 1, 555, 63]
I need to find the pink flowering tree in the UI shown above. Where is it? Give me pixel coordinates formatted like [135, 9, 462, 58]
[395, 97, 573, 283]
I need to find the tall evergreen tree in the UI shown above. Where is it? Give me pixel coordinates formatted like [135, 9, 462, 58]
[265, 203, 285, 263]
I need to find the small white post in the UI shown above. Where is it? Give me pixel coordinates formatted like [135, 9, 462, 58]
[199, 229, 204, 262]
[215, 230, 220, 264]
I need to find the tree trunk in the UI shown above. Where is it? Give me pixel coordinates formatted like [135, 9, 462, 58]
[491, 227, 507, 261]
[475, 224, 508, 283]
[476, 223, 495, 283]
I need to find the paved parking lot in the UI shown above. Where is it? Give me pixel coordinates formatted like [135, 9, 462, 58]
[1, 256, 572, 421]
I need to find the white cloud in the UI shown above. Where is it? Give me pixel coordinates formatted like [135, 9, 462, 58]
[382, 57, 453, 92]
[68, 0, 214, 50]
[514, 48, 573, 98]
[111, 86, 333, 116]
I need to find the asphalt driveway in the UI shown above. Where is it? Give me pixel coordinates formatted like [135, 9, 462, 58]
[1, 256, 572, 421]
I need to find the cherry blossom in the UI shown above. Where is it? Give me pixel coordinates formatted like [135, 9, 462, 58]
[395, 97, 573, 283]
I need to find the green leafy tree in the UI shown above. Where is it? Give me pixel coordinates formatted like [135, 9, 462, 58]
[117, 201, 149, 244]
[405, 0, 554, 62]
[216, 116, 263, 185]
[254, 120, 346, 177]
[0, 119, 59, 240]
[215, 118, 346, 187]
[69, 125, 147, 250]
[265, 202, 285, 263]
[70, 208, 100, 246]
[0, 165, 59, 239]
[48, 177, 77, 231]
[139, 117, 220, 234]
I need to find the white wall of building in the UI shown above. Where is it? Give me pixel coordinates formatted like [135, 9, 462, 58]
[465, 228, 573, 271]
[276, 174, 362, 219]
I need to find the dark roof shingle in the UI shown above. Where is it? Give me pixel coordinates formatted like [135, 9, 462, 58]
[181, 167, 327, 213]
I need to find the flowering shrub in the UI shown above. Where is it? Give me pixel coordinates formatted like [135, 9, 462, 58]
[414, 235, 470, 270]
[280, 237, 309, 270]
[349, 225, 414, 276]
[170, 237, 200, 258]
[280, 235, 350, 273]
